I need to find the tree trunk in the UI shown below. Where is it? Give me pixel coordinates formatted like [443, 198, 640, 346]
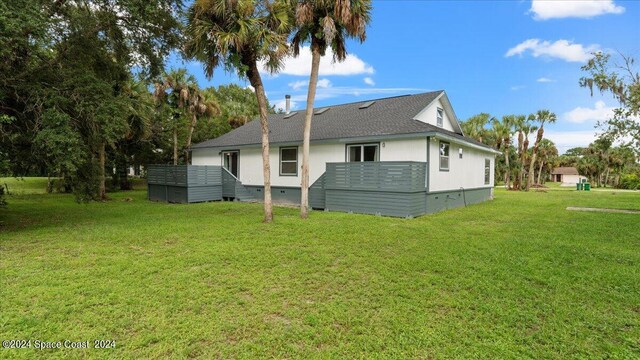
[526, 152, 536, 191]
[173, 127, 178, 165]
[116, 155, 131, 190]
[526, 128, 543, 191]
[537, 160, 544, 185]
[247, 62, 273, 223]
[504, 139, 511, 189]
[98, 142, 106, 200]
[300, 44, 321, 219]
[515, 131, 524, 190]
[184, 112, 198, 164]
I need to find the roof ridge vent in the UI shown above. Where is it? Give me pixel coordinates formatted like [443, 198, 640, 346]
[359, 101, 376, 109]
[314, 107, 330, 115]
[283, 111, 298, 119]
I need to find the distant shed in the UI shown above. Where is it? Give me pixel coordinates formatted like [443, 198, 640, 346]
[147, 165, 222, 203]
[550, 167, 587, 186]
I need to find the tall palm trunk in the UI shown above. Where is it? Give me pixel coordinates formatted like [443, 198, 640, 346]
[527, 128, 544, 191]
[537, 160, 544, 185]
[504, 142, 511, 189]
[173, 127, 178, 165]
[185, 113, 197, 164]
[300, 43, 321, 219]
[98, 142, 106, 200]
[248, 62, 273, 223]
[515, 131, 523, 190]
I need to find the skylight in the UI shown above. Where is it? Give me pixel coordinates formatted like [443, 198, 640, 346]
[359, 101, 376, 109]
[314, 107, 330, 115]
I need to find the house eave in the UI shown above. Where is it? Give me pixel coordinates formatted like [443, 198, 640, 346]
[429, 132, 501, 154]
[192, 131, 500, 155]
[192, 132, 434, 151]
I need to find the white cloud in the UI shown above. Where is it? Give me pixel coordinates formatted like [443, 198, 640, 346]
[363, 77, 375, 86]
[563, 101, 615, 123]
[543, 130, 600, 153]
[317, 78, 332, 88]
[537, 77, 555, 83]
[511, 85, 525, 91]
[245, 85, 255, 92]
[261, 46, 374, 76]
[505, 39, 599, 63]
[530, 0, 625, 20]
[288, 80, 306, 90]
[288, 78, 331, 91]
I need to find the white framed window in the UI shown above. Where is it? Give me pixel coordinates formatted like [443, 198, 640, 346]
[437, 107, 444, 127]
[439, 142, 450, 171]
[279, 147, 298, 176]
[347, 143, 379, 162]
[484, 159, 491, 185]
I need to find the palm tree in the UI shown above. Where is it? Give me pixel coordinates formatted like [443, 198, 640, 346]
[116, 78, 154, 190]
[463, 113, 491, 144]
[185, 0, 292, 223]
[293, 0, 372, 219]
[526, 109, 557, 191]
[512, 115, 533, 190]
[185, 89, 220, 163]
[154, 69, 196, 165]
[535, 138, 558, 185]
[492, 115, 515, 189]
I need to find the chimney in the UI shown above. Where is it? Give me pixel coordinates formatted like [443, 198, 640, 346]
[285, 94, 291, 114]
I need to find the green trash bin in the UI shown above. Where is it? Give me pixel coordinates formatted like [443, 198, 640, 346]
[576, 183, 581, 190]
[584, 183, 591, 191]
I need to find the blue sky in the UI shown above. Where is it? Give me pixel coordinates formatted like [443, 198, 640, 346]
[169, 0, 640, 153]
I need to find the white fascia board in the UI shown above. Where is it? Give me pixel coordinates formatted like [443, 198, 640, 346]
[430, 133, 501, 155]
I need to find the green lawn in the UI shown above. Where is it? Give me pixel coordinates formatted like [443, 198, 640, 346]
[1, 182, 639, 358]
[1, 177, 52, 195]
[0, 177, 147, 196]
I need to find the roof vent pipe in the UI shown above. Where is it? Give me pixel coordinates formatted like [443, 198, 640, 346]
[285, 95, 291, 114]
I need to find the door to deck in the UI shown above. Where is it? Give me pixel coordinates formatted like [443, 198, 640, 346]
[223, 151, 239, 178]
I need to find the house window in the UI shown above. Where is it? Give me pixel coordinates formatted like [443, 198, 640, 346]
[484, 159, 491, 185]
[347, 144, 378, 162]
[437, 108, 444, 127]
[439, 142, 449, 171]
[280, 147, 298, 176]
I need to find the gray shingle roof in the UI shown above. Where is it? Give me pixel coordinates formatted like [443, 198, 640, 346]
[193, 91, 492, 151]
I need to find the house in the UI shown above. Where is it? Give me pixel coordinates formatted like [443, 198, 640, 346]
[551, 167, 587, 186]
[190, 91, 500, 217]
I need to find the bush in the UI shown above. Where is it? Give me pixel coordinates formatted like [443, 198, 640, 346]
[618, 173, 640, 190]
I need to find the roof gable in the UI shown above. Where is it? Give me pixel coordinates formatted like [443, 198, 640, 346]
[411, 92, 463, 134]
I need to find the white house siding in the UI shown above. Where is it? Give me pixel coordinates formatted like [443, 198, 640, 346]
[428, 138, 494, 192]
[560, 174, 587, 186]
[192, 137, 429, 187]
[379, 138, 427, 162]
[191, 149, 220, 166]
[414, 97, 455, 132]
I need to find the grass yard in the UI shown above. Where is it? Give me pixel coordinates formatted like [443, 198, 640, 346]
[1, 177, 52, 195]
[1, 181, 639, 358]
